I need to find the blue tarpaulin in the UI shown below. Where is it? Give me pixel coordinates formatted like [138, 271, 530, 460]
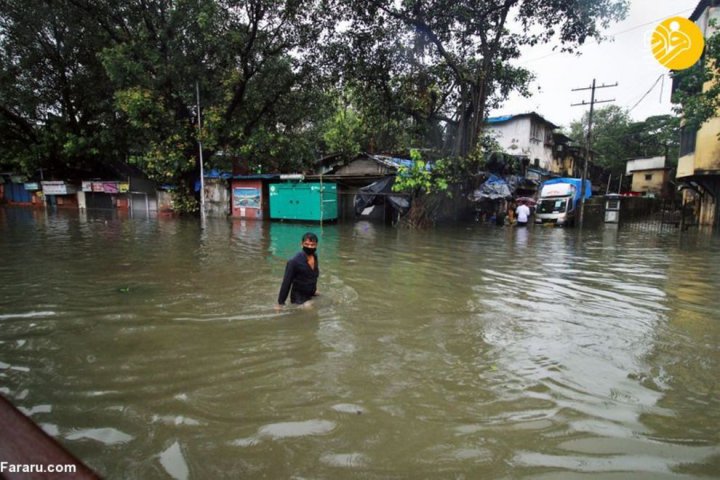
[541, 177, 591, 200]
[470, 174, 512, 201]
[486, 115, 515, 124]
[195, 169, 232, 192]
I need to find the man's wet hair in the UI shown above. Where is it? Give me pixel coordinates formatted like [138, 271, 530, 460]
[302, 232, 318, 243]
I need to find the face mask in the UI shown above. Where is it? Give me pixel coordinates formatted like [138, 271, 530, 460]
[303, 246, 316, 255]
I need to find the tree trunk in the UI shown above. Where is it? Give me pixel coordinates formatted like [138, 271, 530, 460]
[453, 76, 490, 158]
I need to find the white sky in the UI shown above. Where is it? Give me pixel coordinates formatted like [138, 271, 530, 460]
[492, 0, 700, 130]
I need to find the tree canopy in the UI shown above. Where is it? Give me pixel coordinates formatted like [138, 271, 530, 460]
[568, 105, 679, 175]
[335, 0, 628, 157]
[0, 0, 629, 210]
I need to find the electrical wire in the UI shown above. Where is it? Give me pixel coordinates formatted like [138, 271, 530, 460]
[628, 74, 666, 112]
[520, 7, 694, 65]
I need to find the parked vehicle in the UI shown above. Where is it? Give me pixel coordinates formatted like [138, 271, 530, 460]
[534, 178, 591, 227]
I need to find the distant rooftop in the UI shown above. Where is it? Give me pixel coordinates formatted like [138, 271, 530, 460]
[486, 112, 559, 129]
[626, 156, 666, 174]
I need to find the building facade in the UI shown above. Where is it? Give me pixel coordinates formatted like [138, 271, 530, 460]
[627, 156, 671, 197]
[675, 0, 720, 226]
[485, 113, 558, 171]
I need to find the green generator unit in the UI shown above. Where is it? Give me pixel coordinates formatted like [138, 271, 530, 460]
[269, 182, 338, 221]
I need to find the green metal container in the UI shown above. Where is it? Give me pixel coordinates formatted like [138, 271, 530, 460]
[269, 182, 338, 221]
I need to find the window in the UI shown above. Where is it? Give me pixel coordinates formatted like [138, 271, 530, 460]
[680, 126, 697, 156]
[538, 199, 567, 214]
[530, 122, 541, 140]
[645, 174, 653, 181]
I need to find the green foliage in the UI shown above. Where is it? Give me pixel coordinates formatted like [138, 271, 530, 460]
[392, 149, 449, 195]
[170, 187, 199, 215]
[322, 106, 363, 159]
[0, 0, 629, 217]
[672, 20, 720, 130]
[568, 106, 679, 174]
[336, 0, 628, 157]
[0, 0, 333, 185]
[0, 0, 125, 177]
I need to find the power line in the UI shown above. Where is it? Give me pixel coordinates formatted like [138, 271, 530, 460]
[610, 8, 694, 36]
[520, 8, 694, 65]
[628, 74, 666, 113]
[571, 79, 618, 228]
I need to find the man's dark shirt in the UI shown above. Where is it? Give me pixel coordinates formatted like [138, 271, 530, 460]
[278, 251, 319, 305]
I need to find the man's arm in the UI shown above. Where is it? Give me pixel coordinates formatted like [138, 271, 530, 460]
[277, 260, 295, 305]
[313, 256, 319, 296]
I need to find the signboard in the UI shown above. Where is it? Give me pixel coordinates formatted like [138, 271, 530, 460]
[540, 183, 574, 198]
[119, 182, 129, 193]
[103, 182, 118, 194]
[92, 182, 104, 192]
[526, 169, 542, 181]
[42, 181, 77, 195]
[82, 181, 93, 192]
[24, 183, 39, 191]
[233, 187, 261, 209]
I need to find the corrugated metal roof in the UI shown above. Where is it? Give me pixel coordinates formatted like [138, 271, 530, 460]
[231, 174, 282, 180]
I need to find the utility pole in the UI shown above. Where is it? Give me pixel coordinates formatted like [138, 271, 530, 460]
[196, 81, 206, 227]
[571, 79, 617, 228]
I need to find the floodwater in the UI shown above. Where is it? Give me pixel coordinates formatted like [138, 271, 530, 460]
[1, 206, 719, 479]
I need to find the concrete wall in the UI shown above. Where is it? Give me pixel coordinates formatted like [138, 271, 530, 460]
[626, 156, 665, 174]
[204, 179, 230, 217]
[699, 193, 718, 225]
[487, 116, 555, 170]
[679, 5, 720, 176]
[677, 154, 694, 178]
[673, 5, 720, 226]
[692, 117, 720, 172]
[157, 191, 174, 212]
[631, 169, 669, 196]
[551, 152, 579, 177]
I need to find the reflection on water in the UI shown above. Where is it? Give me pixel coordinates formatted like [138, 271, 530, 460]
[1, 206, 720, 479]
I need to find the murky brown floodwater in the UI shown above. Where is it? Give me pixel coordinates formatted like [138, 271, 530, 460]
[1, 206, 719, 479]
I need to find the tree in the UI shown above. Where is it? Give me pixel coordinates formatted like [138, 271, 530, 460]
[91, 0, 335, 210]
[626, 115, 680, 167]
[0, 0, 338, 210]
[391, 149, 449, 228]
[569, 105, 632, 174]
[672, 21, 720, 130]
[322, 102, 363, 160]
[568, 106, 679, 174]
[337, 0, 628, 158]
[0, 0, 127, 178]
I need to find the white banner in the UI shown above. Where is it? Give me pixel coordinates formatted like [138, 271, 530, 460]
[42, 181, 77, 195]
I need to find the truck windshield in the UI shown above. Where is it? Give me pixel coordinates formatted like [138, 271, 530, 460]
[538, 198, 567, 214]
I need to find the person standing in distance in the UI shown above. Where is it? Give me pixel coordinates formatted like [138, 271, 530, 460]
[515, 201, 531, 227]
[276, 232, 319, 309]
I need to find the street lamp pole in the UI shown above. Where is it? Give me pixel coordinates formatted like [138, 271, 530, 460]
[196, 81, 206, 226]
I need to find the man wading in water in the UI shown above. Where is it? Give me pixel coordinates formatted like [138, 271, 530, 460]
[276, 232, 319, 309]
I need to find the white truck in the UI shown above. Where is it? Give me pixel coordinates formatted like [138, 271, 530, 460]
[534, 178, 591, 227]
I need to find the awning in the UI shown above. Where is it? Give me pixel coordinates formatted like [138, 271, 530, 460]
[354, 176, 410, 216]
